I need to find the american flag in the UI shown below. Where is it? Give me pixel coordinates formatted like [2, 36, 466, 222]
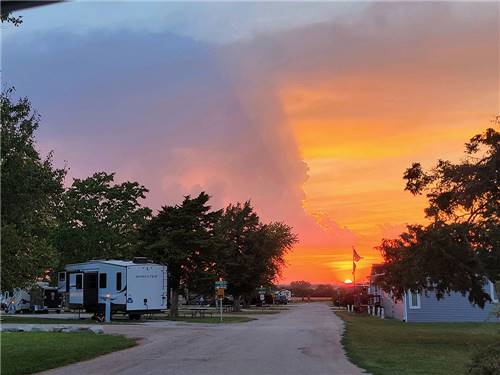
[352, 247, 362, 262]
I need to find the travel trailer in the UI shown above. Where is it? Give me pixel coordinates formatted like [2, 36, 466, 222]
[2, 282, 62, 314]
[59, 258, 167, 319]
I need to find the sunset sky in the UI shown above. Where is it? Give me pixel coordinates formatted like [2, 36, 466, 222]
[3, 2, 499, 284]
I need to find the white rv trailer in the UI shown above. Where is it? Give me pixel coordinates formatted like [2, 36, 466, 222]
[59, 258, 167, 319]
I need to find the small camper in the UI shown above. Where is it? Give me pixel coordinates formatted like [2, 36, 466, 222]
[59, 258, 167, 319]
[274, 290, 292, 304]
[2, 282, 62, 314]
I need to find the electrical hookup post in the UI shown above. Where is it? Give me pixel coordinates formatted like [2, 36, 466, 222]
[215, 280, 227, 323]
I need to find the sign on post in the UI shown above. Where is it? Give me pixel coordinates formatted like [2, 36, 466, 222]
[215, 280, 228, 289]
[216, 288, 225, 299]
[215, 280, 227, 323]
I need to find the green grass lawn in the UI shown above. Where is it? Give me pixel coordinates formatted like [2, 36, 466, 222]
[0, 332, 136, 375]
[336, 311, 500, 375]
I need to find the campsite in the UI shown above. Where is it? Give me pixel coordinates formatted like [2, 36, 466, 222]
[1, 2, 499, 375]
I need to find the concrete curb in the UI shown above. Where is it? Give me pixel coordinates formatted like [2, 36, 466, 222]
[0, 325, 104, 334]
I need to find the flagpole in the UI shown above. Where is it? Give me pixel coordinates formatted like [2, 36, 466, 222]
[353, 248, 356, 310]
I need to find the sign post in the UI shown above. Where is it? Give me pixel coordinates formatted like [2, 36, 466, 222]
[215, 280, 227, 323]
[257, 285, 266, 312]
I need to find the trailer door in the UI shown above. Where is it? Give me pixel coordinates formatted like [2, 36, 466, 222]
[69, 273, 84, 305]
[83, 272, 98, 312]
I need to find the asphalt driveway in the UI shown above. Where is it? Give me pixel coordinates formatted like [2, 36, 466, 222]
[40, 303, 365, 375]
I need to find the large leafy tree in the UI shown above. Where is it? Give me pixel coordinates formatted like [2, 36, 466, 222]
[379, 126, 499, 307]
[54, 172, 151, 266]
[1, 90, 66, 290]
[216, 202, 297, 311]
[138, 192, 220, 317]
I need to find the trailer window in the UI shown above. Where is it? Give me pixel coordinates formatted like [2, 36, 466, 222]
[99, 273, 107, 289]
[59, 272, 66, 282]
[116, 272, 122, 291]
[76, 274, 83, 290]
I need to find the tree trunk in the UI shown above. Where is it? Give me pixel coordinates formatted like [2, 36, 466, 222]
[242, 296, 250, 309]
[233, 295, 242, 312]
[170, 288, 179, 317]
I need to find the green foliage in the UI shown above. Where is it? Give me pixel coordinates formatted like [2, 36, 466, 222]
[1, 90, 66, 290]
[379, 127, 499, 306]
[378, 223, 491, 307]
[54, 172, 151, 265]
[468, 341, 500, 375]
[215, 202, 297, 308]
[138, 192, 220, 315]
[0, 11, 22, 26]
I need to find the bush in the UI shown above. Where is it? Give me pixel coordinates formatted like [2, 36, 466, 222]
[468, 342, 500, 375]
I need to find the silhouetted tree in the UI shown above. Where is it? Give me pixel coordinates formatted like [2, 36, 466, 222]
[379, 126, 499, 307]
[138, 193, 220, 316]
[215, 202, 297, 311]
[289, 280, 313, 298]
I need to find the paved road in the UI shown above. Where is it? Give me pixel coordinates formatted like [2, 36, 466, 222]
[41, 303, 365, 375]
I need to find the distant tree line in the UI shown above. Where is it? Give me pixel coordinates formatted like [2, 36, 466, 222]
[287, 281, 337, 298]
[1, 91, 297, 316]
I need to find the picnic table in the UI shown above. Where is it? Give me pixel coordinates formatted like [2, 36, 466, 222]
[184, 307, 213, 318]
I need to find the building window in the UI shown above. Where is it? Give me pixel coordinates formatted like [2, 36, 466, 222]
[409, 291, 421, 309]
[116, 272, 122, 291]
[76, 274, 83, 290]
[59, 272, 66, 282]
[99, 273, 107, 289]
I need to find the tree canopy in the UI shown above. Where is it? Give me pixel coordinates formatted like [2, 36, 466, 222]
[215, 202, 297, 310]
[54, 172, 151, 266]
[1, 90, 66, 290]
[378, 126, 499, 307]
[1, 85, 298, 313]
[137, 192, 220, 316]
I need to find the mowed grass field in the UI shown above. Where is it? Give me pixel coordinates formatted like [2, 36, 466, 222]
[336, 311, 500, 375]
[0, 332, 136, 375]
